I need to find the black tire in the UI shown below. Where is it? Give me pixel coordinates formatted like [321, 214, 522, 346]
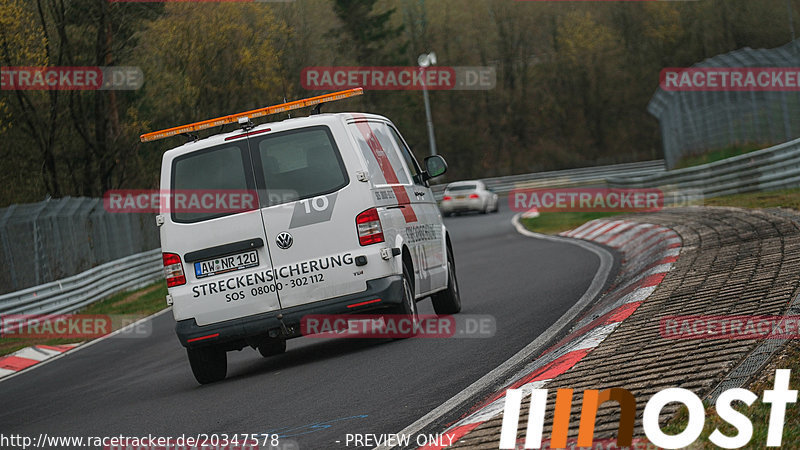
[258, 338, 286, 357]
[493, 198, 500, 213]
[187, 346, 227, 385]
[480, 203, 488, 214]
[432, 246, 462, 314]
[388, 261, 419, 338]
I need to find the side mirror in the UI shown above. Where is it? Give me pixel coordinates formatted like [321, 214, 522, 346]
[424, 155, 448, 179]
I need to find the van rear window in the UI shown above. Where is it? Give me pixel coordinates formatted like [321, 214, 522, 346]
[171, 143, 251, 223]
[254, 126, 348, 206]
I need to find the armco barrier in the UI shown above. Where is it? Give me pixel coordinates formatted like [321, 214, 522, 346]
[607, 137, 800, 197]
[0, 197, 160, 294]
[431, 160, 666, 200]
[0, 249, 162, 316]
[5, 138, 799, 318]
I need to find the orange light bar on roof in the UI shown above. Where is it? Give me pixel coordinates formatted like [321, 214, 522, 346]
[139, 88, 364, 143]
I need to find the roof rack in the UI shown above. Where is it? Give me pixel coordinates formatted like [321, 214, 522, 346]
[139, 88, 364, 143]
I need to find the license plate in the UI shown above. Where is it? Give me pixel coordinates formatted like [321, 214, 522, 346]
[194, 250, 259, 279]
[456, 195, 466, 200]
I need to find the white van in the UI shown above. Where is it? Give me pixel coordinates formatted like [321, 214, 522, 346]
[152, 94, 460, 384]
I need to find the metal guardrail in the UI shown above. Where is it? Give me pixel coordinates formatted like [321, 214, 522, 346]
[648, 39, 800, 169]
[431, 160, 666, 199]
[6, 140, 798, 316]
[0, 161, 665, 316]
[0, 249, 163, 316]
[0, 197, 160, 295]
[607, 137, 800, 197]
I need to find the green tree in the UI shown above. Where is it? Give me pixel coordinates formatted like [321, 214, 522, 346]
[134, 4, 287, 133]
[0, 0, 47, 134]
[60, 1, 161, 196]
[331, 0, 407, 65]
[0, 0, 158, 202]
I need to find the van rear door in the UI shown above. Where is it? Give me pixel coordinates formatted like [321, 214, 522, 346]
[162, 141, 282, 326]
[248, 124, 368, 309]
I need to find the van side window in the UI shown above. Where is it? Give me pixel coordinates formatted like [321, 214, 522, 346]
[388, 126, 423, 185]
[172, 144, 251, 223]
[350, 121, 411, 185]
[254, 126, 348, 206]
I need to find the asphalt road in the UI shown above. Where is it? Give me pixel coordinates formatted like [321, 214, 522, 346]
[0, 205, 604, 449]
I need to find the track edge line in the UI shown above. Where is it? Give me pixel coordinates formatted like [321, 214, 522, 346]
[374, 214, 615, 450]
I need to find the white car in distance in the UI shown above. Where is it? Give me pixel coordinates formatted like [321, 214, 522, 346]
[440, 180, 499, 216]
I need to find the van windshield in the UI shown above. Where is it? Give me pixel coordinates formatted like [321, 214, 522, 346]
[254, 126, 348, 206]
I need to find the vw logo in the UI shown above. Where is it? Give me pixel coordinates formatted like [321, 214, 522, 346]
[276, 232, 293, 250]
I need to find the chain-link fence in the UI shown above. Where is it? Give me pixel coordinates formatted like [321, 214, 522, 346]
[0, 197, 159, 295]
[649, 39, 800, 169]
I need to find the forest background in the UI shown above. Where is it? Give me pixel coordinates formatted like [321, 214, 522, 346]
[1, 0, 796, 205]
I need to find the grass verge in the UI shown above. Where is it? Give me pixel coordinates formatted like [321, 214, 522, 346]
[674, 144, 765, 169]
[520, 211, 625, 235]
[0, 281, 168, 357]
[703, 188, 800, 210]
[662, 339, 800, 448]
[518, 188, 800, 235]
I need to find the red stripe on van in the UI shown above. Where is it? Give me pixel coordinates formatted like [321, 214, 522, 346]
[351, 115, 418, 223]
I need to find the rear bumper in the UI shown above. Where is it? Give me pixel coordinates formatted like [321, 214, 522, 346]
[175, 275, 403, 349]
[441, 199, 483, 213]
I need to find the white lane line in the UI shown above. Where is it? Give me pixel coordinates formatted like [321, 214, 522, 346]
[452, 379, 551, 429]
[0, 307, 173, 385]
[374, 214, 615, 450]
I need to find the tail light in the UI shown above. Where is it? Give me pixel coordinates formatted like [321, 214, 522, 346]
[469, 194, 480, 199]
[163, 252, 186, 287]
[356, 208, 384, 246]
[442, 196, 452, 201]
